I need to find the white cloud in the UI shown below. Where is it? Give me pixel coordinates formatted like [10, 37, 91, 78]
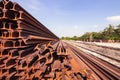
[106, 16, 120, 22]
[93, 25, 99, 28]
[73, 25, 79, 29]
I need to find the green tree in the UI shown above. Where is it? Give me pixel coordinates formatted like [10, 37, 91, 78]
[61, 24, 120, 41]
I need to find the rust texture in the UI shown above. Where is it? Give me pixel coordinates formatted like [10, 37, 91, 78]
[0, 0, 84, 80]
[0, 0, 120, 80]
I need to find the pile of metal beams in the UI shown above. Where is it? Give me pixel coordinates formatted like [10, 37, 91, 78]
[0, 0, 58, 79]
[1, 0, 119, 80]
[0, 0, 92, 80]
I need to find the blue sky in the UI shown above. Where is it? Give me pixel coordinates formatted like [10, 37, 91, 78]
[11, 0, 120, 37]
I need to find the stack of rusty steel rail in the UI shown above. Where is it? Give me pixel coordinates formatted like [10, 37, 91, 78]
[0, 0, 120, 80]
[0, 0, 90, 80]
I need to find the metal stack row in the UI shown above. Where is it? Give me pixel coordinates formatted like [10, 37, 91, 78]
[0, 0, 59, 80]
[0, 0, 96, 80]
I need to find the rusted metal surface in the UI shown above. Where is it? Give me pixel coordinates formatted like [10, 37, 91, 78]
[0, 0, 83, 80]
[0, 0, 119, 80]
[66, 41, 120, 80]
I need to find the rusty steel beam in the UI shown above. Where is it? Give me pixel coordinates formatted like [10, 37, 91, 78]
[0, 0, 58, 80]
[0, 0, 68, 80]
[12, 2, 59, 40]
[66, 42, 120, 80]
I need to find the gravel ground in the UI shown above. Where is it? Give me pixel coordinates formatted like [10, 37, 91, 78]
[88, 42, 120, 49]
[65, 41, 120, 68]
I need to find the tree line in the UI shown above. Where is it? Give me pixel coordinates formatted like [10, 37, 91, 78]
[61, 24, 120, 41]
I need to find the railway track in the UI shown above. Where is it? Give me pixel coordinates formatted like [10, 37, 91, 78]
[75, 41, 120, 61]
[67, 41, 120, 67]
[66, 42, 120, 80]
